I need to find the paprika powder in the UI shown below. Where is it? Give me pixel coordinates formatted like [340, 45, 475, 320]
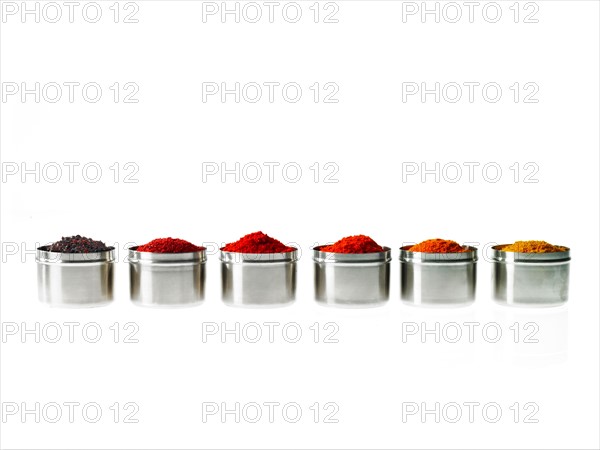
[137, 237, 205, 253]
[320, 235, 384, 253]
[501, 240, 567, 253]
[409, 239, 466, 253]
[222, 231, 294, 253]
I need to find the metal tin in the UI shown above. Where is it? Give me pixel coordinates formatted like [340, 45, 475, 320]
[129, 247, 206, 307]
[400, 246, 477, 306]
[36, 246, 115, 307]
[220, 250, 298, 307]
[491, 245, 570, 307]
[313, 246, 391, 307]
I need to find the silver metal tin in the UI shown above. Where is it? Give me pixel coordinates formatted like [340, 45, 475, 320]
[220, 250, 298, 307]
[400, 246, 477, 306]
[36, 247, 115, 307]
[491, 245, 570, 307]
[129, 247, 206, 307]
[313, 247, 391, 307]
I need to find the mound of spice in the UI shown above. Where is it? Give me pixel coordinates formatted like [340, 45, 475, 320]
[320, 235, 384, 253]
[409, 238, 466, 253]
[501, 240, 567, 253]
[137, 237, 205, 253]
[222, 231, 294, 253]
[48, 235, 113, 253]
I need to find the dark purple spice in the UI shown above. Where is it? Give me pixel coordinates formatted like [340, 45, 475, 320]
[48, 235, 113, 253]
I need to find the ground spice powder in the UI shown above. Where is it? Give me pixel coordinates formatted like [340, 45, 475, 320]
[320, 235, 384, 253]
[137, 237, 205, 253]
[409, 238, 466, 253]
[48, 235, 112, 253]
[501, 240, 567, 253]
[222, 231, 294, 253]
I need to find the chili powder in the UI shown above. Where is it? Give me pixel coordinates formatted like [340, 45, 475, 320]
[320, 235, 384, 254]
[222, 231, 294, 253]
[409, 239, 466, 253]
[137, 237, 205, 253]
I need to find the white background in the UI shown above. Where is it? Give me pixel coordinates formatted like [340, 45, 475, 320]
[1, 1, 599, 449]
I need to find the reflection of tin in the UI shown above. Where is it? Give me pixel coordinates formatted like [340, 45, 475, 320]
[491, 245, 570, 307]
[36, 247, 115, 307]
[400, 246, 477, 306]
[220, 250, 298, 307]
[492, 305, 568, 366]
[313, 247, 391, 307]
[129, 247, 206, 307]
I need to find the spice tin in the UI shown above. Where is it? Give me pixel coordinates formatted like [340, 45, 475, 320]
[491, 245, 570, 307]
[220, 250, 298, 307]
[129, 247, 206, 307]
[313, 247, 391, 307]
[400, 246, 477, 306]
[36, 247, 115, 307]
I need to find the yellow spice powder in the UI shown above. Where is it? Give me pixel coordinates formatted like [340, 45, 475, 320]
[501, 240, 567, 253]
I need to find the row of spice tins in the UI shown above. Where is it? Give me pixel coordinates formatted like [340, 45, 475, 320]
[36, 232, 571, 308]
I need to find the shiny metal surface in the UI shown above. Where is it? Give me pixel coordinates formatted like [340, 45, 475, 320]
[36, 247, 115, 307]
[220, 250, 298, 307]
[129, 247, 206, 307]
[313, 247, 391, 307]
[491, 245, 570, 307]
[399, 246, 477, 306]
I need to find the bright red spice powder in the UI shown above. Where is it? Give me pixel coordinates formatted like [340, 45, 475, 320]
[409, 238, 466, 253]
[320, 235, 384, 254]
[222, 231, 294, 253]
[137, 237, 205, 253]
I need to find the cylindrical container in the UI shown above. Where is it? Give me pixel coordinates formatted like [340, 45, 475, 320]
[220, 250, 298, 307]
[313, 246, 391, 307]
[129, 247, 206, 307]
[400, 246, 477, 306]
[37, 246, 115, 307]
[491, 245, 570, 307]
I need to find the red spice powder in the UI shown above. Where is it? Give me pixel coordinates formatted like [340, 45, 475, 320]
[222, 231, 295, 253]
[320, 235, 384, 254]
[137, 237, 205, 253]
[409, 238, 466, 253]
